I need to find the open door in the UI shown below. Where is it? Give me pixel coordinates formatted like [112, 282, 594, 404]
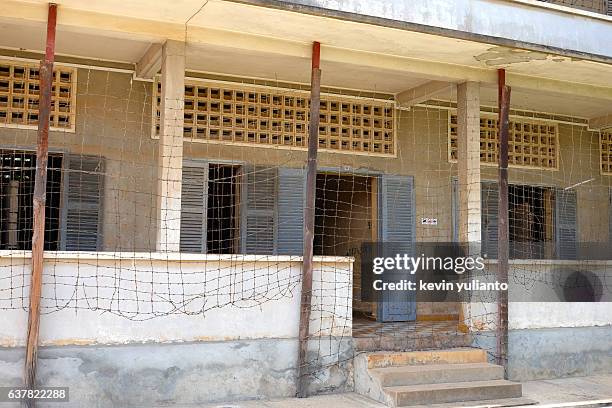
[377, 174, 417, 322]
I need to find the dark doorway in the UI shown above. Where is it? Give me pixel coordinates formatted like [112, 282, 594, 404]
[314, 173, 374, 256]
[314, 172, 376, 316]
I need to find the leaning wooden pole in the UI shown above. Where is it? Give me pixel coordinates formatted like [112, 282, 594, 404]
[297, 41, 321, 398]
[24, 3, 57, 402]
[496, 68, 511, 374]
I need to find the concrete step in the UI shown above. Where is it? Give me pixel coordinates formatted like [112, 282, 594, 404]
[367, 348, 488, 369]
[371, 362, 504, 387]
[385, 379, 523, 407]
[355, 332, 473, 352]
[406, 396, 537, 408]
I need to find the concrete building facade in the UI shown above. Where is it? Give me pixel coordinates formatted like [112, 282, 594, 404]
[0, 0, 611, 406]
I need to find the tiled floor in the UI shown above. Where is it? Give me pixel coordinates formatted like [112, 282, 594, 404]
[352, 315, 472, 351]
[352, 315, 462, 338]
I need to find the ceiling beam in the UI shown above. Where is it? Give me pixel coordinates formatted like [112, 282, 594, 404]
[0, 0, 182, 41]
[396, 80, 453, 107]
[589, 113, 612, 130]
[2, 0, 612, 102]
[506, 74, 612, 103]
[135, 43, 162, 80]
[193, 33, 612, 101]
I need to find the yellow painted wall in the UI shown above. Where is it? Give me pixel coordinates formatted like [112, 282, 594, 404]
[0, 69, 609, 252]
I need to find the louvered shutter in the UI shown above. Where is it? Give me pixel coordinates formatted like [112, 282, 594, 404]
[481, 181, 499, 258]
[277, 167, 305, 255]
[61, 154, 104, 251]
[378, 174, 416, 322]
[180, 161, 208, 253]
[241, 166, 277, 254]
[555, 188, 577, 260]
[607, 0, 612, 15]
[380, 175, 416, 242]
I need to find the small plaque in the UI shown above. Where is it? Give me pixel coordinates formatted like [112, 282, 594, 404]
[421, 217, 438, 225]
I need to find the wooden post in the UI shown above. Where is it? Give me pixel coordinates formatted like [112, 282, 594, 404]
[297, 41, 321, 398]
[496, 68, 511, 373]
[24, 3, 57, 405]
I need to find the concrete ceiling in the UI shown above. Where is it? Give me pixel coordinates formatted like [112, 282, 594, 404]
[0, 19, 152, 63]
[16, 0, 606, 88]
[1, 0, 612, 119]
[479, 85, 612, 118]
[14, 0, 212, 24]
[185, 43, 432, 93]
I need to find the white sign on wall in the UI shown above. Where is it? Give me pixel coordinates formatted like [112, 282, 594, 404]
[421, 217, 438, 225]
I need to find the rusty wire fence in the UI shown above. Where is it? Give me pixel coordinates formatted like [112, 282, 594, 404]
[0, 47, 611, 389]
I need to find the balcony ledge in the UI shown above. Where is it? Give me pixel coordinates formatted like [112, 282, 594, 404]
[0, 250, 354, 264]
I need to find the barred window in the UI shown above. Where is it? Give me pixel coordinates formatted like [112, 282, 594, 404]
[154, 80, 395, 156]
[601, 130, 612, 175]
[0, 60, 76, 131]
[449, 114, 559, 169]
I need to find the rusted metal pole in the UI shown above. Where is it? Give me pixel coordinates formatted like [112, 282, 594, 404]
[297, 41, 321, 398]
[496, 68, 511, 374]
[24, 3, 57, 404]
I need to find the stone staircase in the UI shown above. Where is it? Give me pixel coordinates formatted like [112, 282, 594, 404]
[354, 348, 535, 407]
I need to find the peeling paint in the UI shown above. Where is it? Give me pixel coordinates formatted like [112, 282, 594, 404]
[0, 339, 354, 405]
[2, 335, 298, 348]
[474, 46, 556, 67]
[0, 337, 20, 347]
[47, 338, 98, 346]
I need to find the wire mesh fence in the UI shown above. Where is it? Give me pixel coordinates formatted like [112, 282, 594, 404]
[0, 48, 611, 388]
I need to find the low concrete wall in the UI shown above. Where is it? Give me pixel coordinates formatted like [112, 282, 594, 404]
[474, 325, 612, 381]
[0, 252, 354, 405]
[0, 338, 354, 408]
[508, 325, 612, 380]
[469, 260, 612, 380]
[465, 260, 612, 332]
[508, 260, 612, 330]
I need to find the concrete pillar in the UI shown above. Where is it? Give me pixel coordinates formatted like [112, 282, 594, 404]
[457, 82, 485, 334]
[156, 40, 185, 252]
[457, 81, 481, 247]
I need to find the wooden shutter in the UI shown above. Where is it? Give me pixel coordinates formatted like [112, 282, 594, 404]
[481, 181, 499, 258]
[180, 161, 208, 253]
[277, 167, 305, 255]
[555, 188, 577, 259]
[608, 0, 612, 15]
[241, 166, 277, 254]
[380, 175, 416, 242]
[61, 154, 104, 251]
[378, 174, 416, 322]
